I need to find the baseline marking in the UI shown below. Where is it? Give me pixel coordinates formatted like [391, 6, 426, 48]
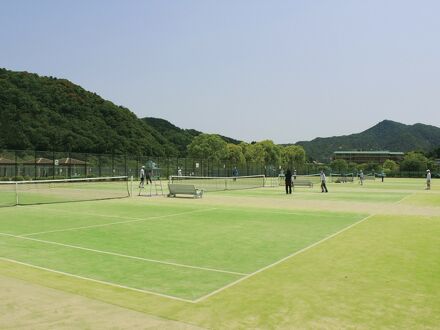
[194, 213, 375, 303]
[20, 208, 219, 237]
[0, 257, 195, 304]
[0, 232, 248, 276]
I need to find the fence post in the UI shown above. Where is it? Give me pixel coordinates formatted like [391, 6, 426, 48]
[34, 150, 37, 180]
[84, 153, 88, 178]
[68, 151, 71, 179]
[14, 150, 18, 180]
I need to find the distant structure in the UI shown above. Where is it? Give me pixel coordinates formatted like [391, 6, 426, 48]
[333, 151, 404, 164]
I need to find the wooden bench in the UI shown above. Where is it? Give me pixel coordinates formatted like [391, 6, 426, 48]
[167, 184, 203, 198]
[292, 180, 313, 188]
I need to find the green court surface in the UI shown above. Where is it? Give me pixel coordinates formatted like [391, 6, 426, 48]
[0, 202, 365, 300]
[1, 177, 439, 328]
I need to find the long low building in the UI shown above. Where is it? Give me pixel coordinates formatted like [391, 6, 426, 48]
[333, 151, 404, 164]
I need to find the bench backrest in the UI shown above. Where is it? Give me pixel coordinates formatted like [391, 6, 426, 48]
[168, 184, 197, 194]
[292, 180, 313, 186]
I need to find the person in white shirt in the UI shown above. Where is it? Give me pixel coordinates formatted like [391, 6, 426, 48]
[320, 170, 328, 193]
[426, 169, 432, 190]
[359, 170, 364, 185]
[139, 166, 145, 188]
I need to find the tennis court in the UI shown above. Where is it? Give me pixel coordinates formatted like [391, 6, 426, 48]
[0, 195, 366, 301]
[1, 176, 439, 328]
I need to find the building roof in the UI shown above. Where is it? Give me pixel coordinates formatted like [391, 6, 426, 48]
[23, 157, 54, 164]
[333, 151, 404, 155]
[58, 157, 86, 165]
[0, 157, 14, 164]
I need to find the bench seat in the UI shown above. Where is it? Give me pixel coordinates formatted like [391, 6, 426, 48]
[167, 184, 203, 198]
[292, 180, 313, 188]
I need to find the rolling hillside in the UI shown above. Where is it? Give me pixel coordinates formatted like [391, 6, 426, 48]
[296, 120, 440, 161]
[1, 68, 438, 160]
[0, 69, 238, 156]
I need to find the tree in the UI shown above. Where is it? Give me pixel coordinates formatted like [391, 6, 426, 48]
[187, 134, 228, 161]
[226, 143, 245, 165]
[382, 159, 399, 174]
[257, 140, 281, 165]
[330, 159, 348, 173]
[400, 152, 428, 171]
[281, 145, 306, 169]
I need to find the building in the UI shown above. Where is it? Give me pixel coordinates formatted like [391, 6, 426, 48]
[333, 151, 404, 164]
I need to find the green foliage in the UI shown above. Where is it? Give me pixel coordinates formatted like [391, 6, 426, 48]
[383, 159, 399, 174]
[400, 152, 428, 171]
[257, 140, 282, 165]
[187, 134, 228, 160]
[142, 117, 200, 156]
[0, 69, 176, 155]
[281, 145, 306, 169]
[226, 144, 245, 165]
[297, 120, 440, 162]
[330, 159, 348, 173]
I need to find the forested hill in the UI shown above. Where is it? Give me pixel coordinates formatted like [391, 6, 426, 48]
[296, 120, 440, 162]
[142, 117, 241, 155]
[0, 68, 238, 156]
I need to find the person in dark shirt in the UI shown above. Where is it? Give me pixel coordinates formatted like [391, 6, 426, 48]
[285, 169, 292, 194]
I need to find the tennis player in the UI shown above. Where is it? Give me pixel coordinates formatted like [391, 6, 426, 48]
[320, 170, 328, 193]
[359, 170, 364, 185]
[139, 166, 145, 188]
[426, 169, 431, 190]
[285, 168, 292, 194]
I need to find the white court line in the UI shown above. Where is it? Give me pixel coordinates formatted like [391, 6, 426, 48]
[394, 192, 416, 205]
[193, 214, 375, 303]
[218, 207, 362, 218]
[20, 208, 219, 237]
[0, 232, 248, 276]
[0, 257, 195, 304]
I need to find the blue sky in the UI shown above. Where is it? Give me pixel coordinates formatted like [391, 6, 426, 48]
[1, 0, 439, 143]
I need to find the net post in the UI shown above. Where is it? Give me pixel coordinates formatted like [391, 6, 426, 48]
[15, 181, 19, 206]
[130, 176, 133, 197]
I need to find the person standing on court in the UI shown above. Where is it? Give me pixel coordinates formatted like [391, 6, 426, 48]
[359, 170, 364, 185]
[320, 170, 328, 193]
[426, 169, 431, 190]
[139, 165, 146, 188]
[146, 169, 153, 184]
[232, 166, 239, 181]
[285, 168, 292, 194]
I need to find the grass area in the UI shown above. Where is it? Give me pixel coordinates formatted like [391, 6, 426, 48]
[1, 177, 439, 328]
[0, 201, 365, 300]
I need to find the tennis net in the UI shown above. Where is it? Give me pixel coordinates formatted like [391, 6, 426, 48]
[330, 173, 354, 183]
[0, 176, 130, 207]
[279, 173, 322, 185]
[169, 175, 265, 192]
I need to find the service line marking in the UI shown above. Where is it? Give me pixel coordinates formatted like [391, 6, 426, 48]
[0, 232, 248, 276]
[1, 212, 376, 303]
[194, 213, 375, 303]
[20, 208, 219, 237]
[0, 257, 195, 304]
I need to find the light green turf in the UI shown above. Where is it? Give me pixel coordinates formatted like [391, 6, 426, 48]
[0, 200, 365, 300]
[0, 177, 439, 328]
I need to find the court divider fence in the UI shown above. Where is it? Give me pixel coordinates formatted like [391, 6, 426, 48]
[0, 149, 437, 181]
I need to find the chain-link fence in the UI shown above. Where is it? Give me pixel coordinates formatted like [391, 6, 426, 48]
[0, 149, 437, 181]
[0, 149, 273, 181]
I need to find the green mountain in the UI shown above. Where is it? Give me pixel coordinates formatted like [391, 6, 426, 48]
[142, 117, 241, 155]
[2, 69, 438, 160]
[0, 68, 239, 156]
[141, 117, 201, 156]
[296, 120, 440, 162]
